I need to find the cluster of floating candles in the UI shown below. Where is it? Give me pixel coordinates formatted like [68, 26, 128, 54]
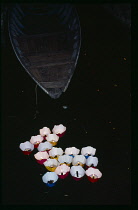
[19, 124, 102, 187]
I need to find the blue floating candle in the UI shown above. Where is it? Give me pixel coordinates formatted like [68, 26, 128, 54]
[42, 172, 58, 187]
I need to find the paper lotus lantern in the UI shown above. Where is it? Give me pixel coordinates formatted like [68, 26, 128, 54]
[85, 167, 102, 183]
[37, 141, 52, 153]
[42, 172, 58, 187]
[55, 164, 70, 179]
[39, 127, 51, 140]
[52, 124, 66, 137]
[65, 147, 80, 157]
[70, 166, 85, 181]
[46, 134, 59, 146]
[30, 135, 43, 148]
[58, 155, 73, 166]
[49, 147, 63, 159]
[44, 158, 59, 172]
[81, 146, 96, 158]
[72, 155, 86, 167]
[86, 156, 98, 168]
[19, 141, 34, 155]
[34, 151, 49, 164]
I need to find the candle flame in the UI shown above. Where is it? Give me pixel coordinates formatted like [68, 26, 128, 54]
[24, 148, 31, 151]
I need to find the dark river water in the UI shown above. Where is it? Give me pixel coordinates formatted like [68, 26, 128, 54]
[1, 4, 131, 205]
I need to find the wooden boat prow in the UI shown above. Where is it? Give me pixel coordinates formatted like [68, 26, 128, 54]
[9, 4, 81, 99]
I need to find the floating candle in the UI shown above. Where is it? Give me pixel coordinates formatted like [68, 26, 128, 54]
[52, 124, 66, 137]
[19, 141, 34, 155]
[34, 151, 49, 164]
[30, 135, 43, 148]
[81, 146, 96, 158]
[58, 155, 73, 166]
[37, 141, 52, 152]
[49, 147, 63, 159]
[42, 172, 58, 187]
[86, 156, 98, 168]
[44, 158, 59, 172]
[65, 147, 80, 157]
[72, 155, 86, 167]
[55, 164, 70, 179]
[46, 134, 59, 146]
[85, 167, 102, 183]
[39, 127, 51, 139]
[70, 166, 85, 181]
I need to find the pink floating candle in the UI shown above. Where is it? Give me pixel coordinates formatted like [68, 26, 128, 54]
[85, 167, 102, 183]
[70, 166, 85, 181]
[30, 135, 43, 148]
[39, 127, 51, 140]
[19, 141, 34, 155]
[55, 164, 70, 179]
[34, 151, 49, 164]
[52, 124, 66, 137]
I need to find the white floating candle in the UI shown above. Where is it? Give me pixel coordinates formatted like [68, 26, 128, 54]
[86, 156, 98, 167]
[65, 147, 80, 156]
[72, 155, 86, 167]
[19, 141, 34, 155]
[37, 141, 52, 152]
[42, 172, 58, 187]
[70, 166, 85, 181]
[81, 146, 96, 157]
[46, 134, 59, 146]
[58, 155, 73, 166]
[44, 158, 59, 172]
